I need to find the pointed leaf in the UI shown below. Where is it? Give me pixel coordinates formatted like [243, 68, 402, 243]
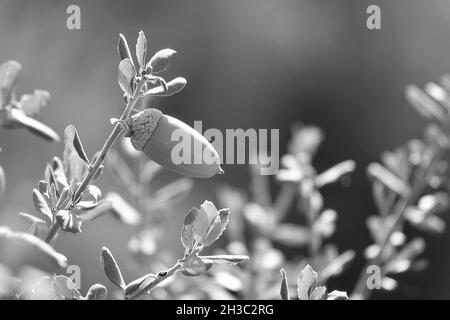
[101, 247, 126, 291]
[136, 31, 147, 72]
[280, 269, 290, 300]
[117, 34, 134, 66]
[63, 125, 89, 183]
[204, 208, 230, 247]
[297, 264, 318, 300]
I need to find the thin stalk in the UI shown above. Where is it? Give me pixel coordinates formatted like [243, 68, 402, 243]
[351, 145, 442, 299]
[45, 78, 146, 244]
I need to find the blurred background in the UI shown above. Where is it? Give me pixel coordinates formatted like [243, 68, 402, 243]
[1, 0, 450, 299]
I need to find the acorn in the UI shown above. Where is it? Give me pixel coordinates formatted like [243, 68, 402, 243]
[126, 108, 223, 178]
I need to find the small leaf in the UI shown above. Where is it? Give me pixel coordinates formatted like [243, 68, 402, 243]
[63, 125, 89, 183]
[367, 163, 410, 197]
[0, 226, 68, 273]
[101, 247, 126, 291]
[105, 192, 141, 226]
[146, 48, 177, 73]
[0, 60, 22, 107]
[280, 269, 290, 300]
[55, 186, 70, 210]
[310, 286, 327, 300]
[204, 208, 230, 247]
[38, 180, 48, 195]
[84, 284, 107, 300]
[56, 210, 82, 233]
[297, 264, 318, 300]
[143, 77, 187, 97]
[315, 160, 356, 188]
[33, 188, 53, 223]
[51, 157, 69, 189]
[85, 185, 102, 202]
[405, 85, 446, 121]
[181, 201, 229, 250]
[181, 254, 207, 277]
[118, 58, 136, 96]
[117, 34, 134, 66]
[136, 31, 147, 72]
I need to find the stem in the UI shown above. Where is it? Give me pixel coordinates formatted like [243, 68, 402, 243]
[351, 145, 442, 299]
[45, 78, 146, 244]
[128, 263, 182, 300]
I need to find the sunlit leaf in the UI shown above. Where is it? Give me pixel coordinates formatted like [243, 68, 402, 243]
[327, 290, 349, 300]
[297, 264, 317, 300]
[181, 201, 229, 250]
[118, 58, 136, 96]
[136, 31, 147, 72]
[56, 210, 82, 233]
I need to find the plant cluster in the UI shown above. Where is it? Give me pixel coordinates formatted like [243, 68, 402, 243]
[0, 30, 449, 300]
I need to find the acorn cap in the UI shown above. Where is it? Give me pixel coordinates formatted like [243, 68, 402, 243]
[127, 108, 163, 151]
